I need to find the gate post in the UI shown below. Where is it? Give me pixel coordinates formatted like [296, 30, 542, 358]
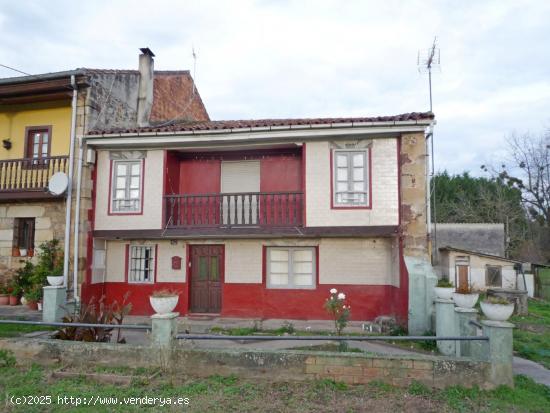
[435, 298, 456, 356]
[454, 307, 478, 357]
[151, 312, 179, 347]
[42, 286, 67, 323]
[481, 320, 514, 387]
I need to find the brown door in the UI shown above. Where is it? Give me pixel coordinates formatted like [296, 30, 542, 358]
[457, 265, 469, 290]
[190, 245, 223, 313]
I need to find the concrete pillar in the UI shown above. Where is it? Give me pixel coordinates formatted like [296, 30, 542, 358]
[454, 307, 478, 357]
[151, 312, 179, 347]
[435, 298, 456, 356]
[405, 256, 438, 334]
[42, 286, 67, 323]
[481, 320, 514, 387]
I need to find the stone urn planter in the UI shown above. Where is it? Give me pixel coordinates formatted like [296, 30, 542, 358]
[452, 291, 479, 308]
[434, 280, 454, 300]
[480, 298, 515, 321]
[47, 276, 64, 286]
[150, 290, 179, 315]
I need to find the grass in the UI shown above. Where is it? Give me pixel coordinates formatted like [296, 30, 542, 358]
[511, 298, 550, 369]
[0, 322, 55, 338]
[0, 362, 548, 412]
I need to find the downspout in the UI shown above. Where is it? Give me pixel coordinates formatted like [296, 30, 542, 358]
[72, 137, 84, 302]
[62, 75, 77, 289]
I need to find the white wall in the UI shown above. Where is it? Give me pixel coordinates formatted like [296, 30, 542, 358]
[94, 149, 164, 231]
[305, 138, 399, 227]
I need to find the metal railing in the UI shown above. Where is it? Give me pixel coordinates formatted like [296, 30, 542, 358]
[0, 156, 69, 192]
[176, 334, 489, 341]
[165, 191, 304, 228]
[0, 319, 151, 330]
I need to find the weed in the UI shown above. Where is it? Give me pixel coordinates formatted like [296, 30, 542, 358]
[314, 378, 348, 391]
[408, 380, 432, 397]
[0, 349, 16, 367]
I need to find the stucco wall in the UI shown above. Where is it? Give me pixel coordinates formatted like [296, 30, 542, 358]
[94, 149, 164, 231]
[305, 139, 398, 227]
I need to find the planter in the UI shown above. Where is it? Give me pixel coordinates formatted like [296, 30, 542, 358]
[19, 248, 28, 257]
[434, 287, 455, 300]
[8, 295, 18, 306]
[37, 302, 42, 311]
[0, 294, 8, 305]
[480, 301, 515, 321]
[47, 276, 64, 286]
[20, 296, 27, 306]
[149, 295, 179, 314]
[12, 247, 20, 257]
[26, 301, 38, 311]
[452, 292, 479, 308]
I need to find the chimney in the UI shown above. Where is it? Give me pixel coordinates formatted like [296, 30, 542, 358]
[137, 47, 155, 127]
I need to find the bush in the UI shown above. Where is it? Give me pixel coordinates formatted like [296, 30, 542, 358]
[324, 289, 351, 336]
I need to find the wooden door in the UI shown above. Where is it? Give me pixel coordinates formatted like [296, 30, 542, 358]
[190, 245, 223, 313]
[457, 265, 469, 291]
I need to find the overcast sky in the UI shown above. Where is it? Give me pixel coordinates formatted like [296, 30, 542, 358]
[1, 0, 549, 174]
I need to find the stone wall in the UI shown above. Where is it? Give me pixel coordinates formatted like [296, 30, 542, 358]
[0, 338, 493, 389]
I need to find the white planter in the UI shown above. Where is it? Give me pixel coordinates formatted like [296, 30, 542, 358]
[150, 295, 179, 315]
[19, 248, 27, 257]
[37, 302, 43, 311]
[452, 292, 479, 309]
[480, 301, 515, 321]
[20, 296, 27, 305]
[434, 287, 455, 300]
[47, 276, 64, 286]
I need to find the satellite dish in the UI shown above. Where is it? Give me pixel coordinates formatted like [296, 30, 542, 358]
[48, 172, 69, 196]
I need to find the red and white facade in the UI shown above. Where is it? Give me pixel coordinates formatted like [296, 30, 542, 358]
[81, 114, 433, 322]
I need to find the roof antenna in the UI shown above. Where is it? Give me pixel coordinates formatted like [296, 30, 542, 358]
[417, 37, 441, 264]
[191, 45, 197, 97]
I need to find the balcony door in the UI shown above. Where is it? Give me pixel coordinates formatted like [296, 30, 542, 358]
[190, 245, 223, 313]
[221, 161, 260, 226]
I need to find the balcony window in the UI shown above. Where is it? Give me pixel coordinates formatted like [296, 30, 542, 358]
[266, 247, 315, 289]
[128, 245, 155, 283]
[333, 149, 369, 207]
[111, 160, 142, 213]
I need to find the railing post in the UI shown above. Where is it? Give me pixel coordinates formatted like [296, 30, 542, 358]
[151, 312, 179, 347]
[435, 298, 456, 356]
[454, 307, 478, 357]
[481, 320, 515, 387]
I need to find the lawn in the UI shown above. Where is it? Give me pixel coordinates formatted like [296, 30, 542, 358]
[0, 322, 55, 338]
[0, 360, 548, 412]
[511, 298, 550, 369]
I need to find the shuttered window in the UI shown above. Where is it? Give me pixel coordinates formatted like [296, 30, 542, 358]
[128, 245, 155, 283]
[221, 161, 260, 225]
[13, 218, 35, 252]
[267, 247, 316, 289]
[333, 149, 369, 206]
[111, 160, 142, 213]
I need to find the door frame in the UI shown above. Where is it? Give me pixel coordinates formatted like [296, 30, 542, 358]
[186, 244, 225, 314]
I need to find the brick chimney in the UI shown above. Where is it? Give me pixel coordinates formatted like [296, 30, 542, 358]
[137, 47, 155, 127]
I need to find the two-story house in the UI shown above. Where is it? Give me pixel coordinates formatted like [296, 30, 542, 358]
[81, 112, 433, 323]
[0, 49, 209, 295]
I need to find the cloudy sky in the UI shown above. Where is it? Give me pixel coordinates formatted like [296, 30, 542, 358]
[1, 0, 549, 174]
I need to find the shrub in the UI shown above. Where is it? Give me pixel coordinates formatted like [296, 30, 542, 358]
[436, 279, 453, 288]
[151, 289, 179, 298]
[484, 296, 510, 305]
[324, 289, 351, 336]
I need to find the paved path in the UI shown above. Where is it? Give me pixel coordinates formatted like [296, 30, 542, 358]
[513, 356, 550, 387]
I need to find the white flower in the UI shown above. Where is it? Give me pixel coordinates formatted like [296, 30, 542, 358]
[338, 292, 346, 300]
[330, 288, 337, 294]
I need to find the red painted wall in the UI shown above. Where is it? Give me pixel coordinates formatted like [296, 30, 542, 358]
[260, 155, 302, 192]
[164, 151, 181, 194]
[179, 159, 221, 194]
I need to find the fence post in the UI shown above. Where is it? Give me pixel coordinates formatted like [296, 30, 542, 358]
[151, 312, 178, 347]
[454, 307, 478, 357]
[481, 320, 514, 387]
[42, 286, 67, 323]
[435, 298, 456, 356]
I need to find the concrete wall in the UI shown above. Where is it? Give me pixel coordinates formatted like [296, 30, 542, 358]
[434, 223, 505, 257]
[305, 138, 399, 227]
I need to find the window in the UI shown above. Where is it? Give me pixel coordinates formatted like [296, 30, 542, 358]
[13, 218, 35, 254]
[111, 160, 142, 213]
[267, 247, 315, 289]
[486, 265, 502, 287]
[25, 127, 51, 161]
[128, 245, 155, 283]
[333, 149, 369, 207]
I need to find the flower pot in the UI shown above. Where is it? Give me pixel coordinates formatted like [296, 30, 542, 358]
[12, 247, 20, 257]
[0, 294, 8, 305]
[19, 248, 27, 257]
[150, 295, 179, 314]
[452, 292, 479, 309]
[434, 287, 454, 300]
[37, 302, 42, 311]
[8, 295, 18, 306]
[480, 301, 515, 321]
[47, 276, 64, 286]
[26, 301, 38, 311]
[20, 296, 27, 305]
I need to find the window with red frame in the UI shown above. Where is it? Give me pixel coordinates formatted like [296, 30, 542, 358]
[25, 128, 50, 160]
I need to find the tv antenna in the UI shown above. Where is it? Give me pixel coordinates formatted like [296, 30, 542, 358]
[191, 46, 197, 97]
[417, 37, 440, 262]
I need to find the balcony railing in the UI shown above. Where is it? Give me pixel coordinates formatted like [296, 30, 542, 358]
[0, 156, 69, 192]
[165, 192, 304, 228]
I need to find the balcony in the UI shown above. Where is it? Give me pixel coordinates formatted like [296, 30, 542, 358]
[0, 156, 69, 199]
[165, 191, 304, 229]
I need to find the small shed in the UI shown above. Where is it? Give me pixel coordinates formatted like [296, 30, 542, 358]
[438, 246, 521, 291]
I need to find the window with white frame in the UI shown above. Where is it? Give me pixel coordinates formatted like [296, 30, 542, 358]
[333, 149, 369, 206]
[128, 245, 155, 283]
[267, 247, 315, 289]
[111, 160, 142, 213]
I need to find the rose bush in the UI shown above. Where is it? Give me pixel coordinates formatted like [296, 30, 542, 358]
[324, 289, 351, 336]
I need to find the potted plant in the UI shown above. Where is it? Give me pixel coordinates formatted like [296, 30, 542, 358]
[8, 282, 21, 306]
[452, 285, 479, 309]
[434, 279, 454, 300]
[19, 248, 28, 257]
[24, 285, 42, 311]
[480, 296, 515, 321]
[150, 289, 179, 315]
[47, 270, 64, 287]
[0, 283, 8, 305]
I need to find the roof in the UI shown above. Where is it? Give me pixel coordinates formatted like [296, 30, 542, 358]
[438, 246, 522, 264]
[87, 111, 434, 135]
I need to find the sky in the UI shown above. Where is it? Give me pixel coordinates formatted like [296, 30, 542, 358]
[1, 0, 549, 175]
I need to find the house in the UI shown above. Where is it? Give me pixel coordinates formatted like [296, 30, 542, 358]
[0, 49, 208, 294]
[433, 223, 506, 257]
[438, 246, 520, 291]
[80, 111, 434, 322]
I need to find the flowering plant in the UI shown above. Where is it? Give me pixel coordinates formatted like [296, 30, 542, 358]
[324, 289, 351, 336]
